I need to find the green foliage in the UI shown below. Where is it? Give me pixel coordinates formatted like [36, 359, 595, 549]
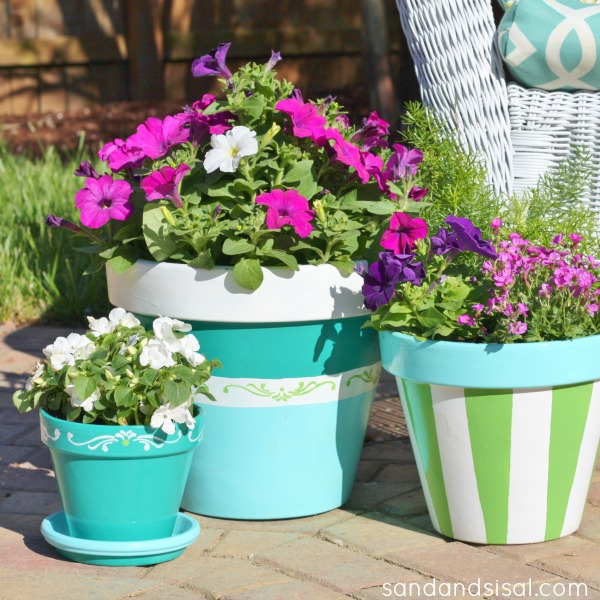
[0, 140, 109, 324]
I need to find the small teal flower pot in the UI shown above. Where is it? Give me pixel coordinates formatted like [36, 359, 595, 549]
[40, 408, 203, 543]
[107, 260, 381, 520]
[380, 331, 600, 544]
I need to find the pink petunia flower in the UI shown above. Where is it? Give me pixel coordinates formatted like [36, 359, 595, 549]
[255, 189, 315, 238]
[140, 164, 191, 209]
[275, 98, 327, 144]
[127, 116, 190, 160]
[380, 212, 428, 254]
[75, 175, 134, 229]
[326, 129, 370, 183]
[99, 138, 146, 172]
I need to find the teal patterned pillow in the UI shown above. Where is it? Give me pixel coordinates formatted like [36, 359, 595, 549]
[498, 0, 600, 91]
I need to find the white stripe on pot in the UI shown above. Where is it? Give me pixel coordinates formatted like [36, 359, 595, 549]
[397, 380, 441, 533]
[431, 385, 487, 543]
[507, 388, 552, 544]
[561, 381, 600, 537]
[198, 363, 381, 408]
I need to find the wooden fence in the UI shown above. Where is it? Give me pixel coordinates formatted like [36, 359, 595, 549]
[0, 0, 416, 118]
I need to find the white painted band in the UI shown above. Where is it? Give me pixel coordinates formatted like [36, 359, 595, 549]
[107, 260, 370, 323]
[197, 363, 382, 408]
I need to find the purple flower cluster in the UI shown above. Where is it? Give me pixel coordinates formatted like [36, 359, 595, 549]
[459, 226, 600, 337]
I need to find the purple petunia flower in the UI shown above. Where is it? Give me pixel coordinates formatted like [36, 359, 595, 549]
[384, 144, 424, 181]
[445, 215, 498, 260]
[265, 50, 282, 72]
[429, 227, 460, 257]
[191, 43, 233, 80]
[98, 138, 146, 172]
[74, 175, 134, 229]
[256, 189, 315, 238]
[127, 116, 190, 161]
[45, 214, 84, 234]
[381, 212, 428, 255]
[361, 252, 426, 311]
[74, 161, 100, 179]
[275, 98, 328, 145]
[140, 164, 191, 209]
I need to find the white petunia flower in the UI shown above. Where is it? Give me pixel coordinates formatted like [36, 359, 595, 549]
[150, 402, 195, 435]
[43, 337, 76, 371]
[25, 362, 45, 390]
[203, 126, 258, 173]
[139, 339, 176, 370]
[65, 384, 100, 412]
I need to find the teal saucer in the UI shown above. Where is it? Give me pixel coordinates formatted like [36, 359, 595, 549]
[40, 512, 200, 566]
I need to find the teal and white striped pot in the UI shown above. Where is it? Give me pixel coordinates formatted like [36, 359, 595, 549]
[40, 408, 203, 546]
[380, 331, 600, 545]
[107, 260, 381, 520]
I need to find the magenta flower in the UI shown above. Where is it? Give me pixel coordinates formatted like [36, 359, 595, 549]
[586, 303, 599, 316]
[409, 186, 429, 201]
[99, 138, 146, 172]
[127, 116, 190, 161]
[491, 218, 503, 230]
[74, 175, 133, 229]
[380, 212, 428, 254]
[326, 129, 370, 183]
[176, 94, 235, 144]
[570, 233, 583, 246]
[509, 322, 528, 335]
[457, 314, 476, 326]
[539, 283, 553, 298]
[191, 43, 233, 80]
[350, 111, 390, 150]
[140, 164, 191, 209]
[275, 98, 327, 144]
[255, 189, 315, 238]
[74, 161, 100, 179]
[384, 144, 424, 181]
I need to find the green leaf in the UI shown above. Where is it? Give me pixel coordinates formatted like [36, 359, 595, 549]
[139, 368, 158, 387]
[74, 376, 96, 402]
[263, 249, 298, 270]
[107, 245, 137, 274]
[114, 386, 136, 407]
[188, 251, 215, 269]
[416, 307, 446, 329]
[142, 203, 180, 262]
[66, 405, 81, 422]
[233, 258, 264, 290]
[222, 238, 256, 256]
[113, 224, 141, 243]
[164, 380, 191, 407]
[330, 260, 355, 276]
[282, 160, 314, 183]
[366, 201, 399, 216]
[242, 95, 266, 121]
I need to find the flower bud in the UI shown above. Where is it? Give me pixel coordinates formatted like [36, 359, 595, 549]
[104, 368, 114, 380]
[127, 346, 137, 356]
[118, 417, 128, 426]
[260, 123, 281, 149]
[313, 200, 327, 225]
[125, 368, 134, 378]
[161, 206, 177, 227]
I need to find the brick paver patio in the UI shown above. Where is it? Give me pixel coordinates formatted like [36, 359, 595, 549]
[1, 324, 599, 600]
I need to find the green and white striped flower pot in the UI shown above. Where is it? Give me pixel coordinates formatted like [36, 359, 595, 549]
[380, 331, 600, 545]
[107, 260, 380, 520]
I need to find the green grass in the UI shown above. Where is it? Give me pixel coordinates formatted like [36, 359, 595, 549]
[0, 140, 110, 325]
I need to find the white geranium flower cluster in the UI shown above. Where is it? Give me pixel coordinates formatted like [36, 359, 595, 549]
[43, 333, 95, 371]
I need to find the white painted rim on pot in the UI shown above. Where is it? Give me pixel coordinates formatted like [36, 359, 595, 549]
[107, 260, 370, 323]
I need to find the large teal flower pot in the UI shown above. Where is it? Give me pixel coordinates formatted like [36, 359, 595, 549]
[380, 331, 600, 544]
[107, 260, 381, 519]
[40, 408, 203, 545]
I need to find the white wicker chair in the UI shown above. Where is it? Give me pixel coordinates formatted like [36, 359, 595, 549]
[396, 0, 600, 206]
